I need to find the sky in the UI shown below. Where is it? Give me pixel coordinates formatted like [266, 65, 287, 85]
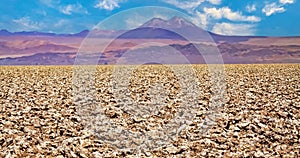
[0, 0, 299, 36]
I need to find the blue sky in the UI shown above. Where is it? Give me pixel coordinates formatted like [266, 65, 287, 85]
[0, 0, 299, 36]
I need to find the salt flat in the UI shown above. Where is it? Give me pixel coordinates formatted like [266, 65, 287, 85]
[0, 64, 299, 157]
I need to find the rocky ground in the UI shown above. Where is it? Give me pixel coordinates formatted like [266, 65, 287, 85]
[0, 64, 299, 157]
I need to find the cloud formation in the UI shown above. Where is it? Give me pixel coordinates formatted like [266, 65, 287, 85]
[164, 0, 261, 35]
[212, 22, 256, 36]
[262, 3, 286, 16]
[59, 3, 88, 15]
[39, 0, 60, 8]
[191, 11, 208, 29]
[204, 7, 261, 22]
[13, 17, 44, 30]
[279, 0, 295, 4]
[54, 19, 67, 28]
[246, 4, 256, 12]
[207, 0, 222, 5]
[164, 0, 205, 12]
[164, 0, 223, 12]
[95, 0, 124, 11]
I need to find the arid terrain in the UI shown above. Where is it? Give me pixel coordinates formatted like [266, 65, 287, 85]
[1, 17, 300, 65]
[0, 64, 299, 157]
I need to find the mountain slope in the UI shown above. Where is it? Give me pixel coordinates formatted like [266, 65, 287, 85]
[137, 17, 211, 41]
[0, 16, 299, 65]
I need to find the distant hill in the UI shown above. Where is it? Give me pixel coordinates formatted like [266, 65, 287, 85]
[0, 17, 262, 42]
[0, 17, 299, 65]
[0, 42, 299, 65]
[0, 29, 89, 37]
[0, 52, 76, 65]
[0, 17, 269, 42]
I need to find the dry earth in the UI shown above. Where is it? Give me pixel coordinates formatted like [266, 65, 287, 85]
[0, 64, 299, 157]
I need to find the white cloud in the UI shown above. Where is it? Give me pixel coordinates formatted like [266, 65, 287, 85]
[279, 0, 294, 4]
[262, 3, 285, 16]
[13, 17, 44, 30]
[165, 0, 222, 11]
[212, 22, 256, 36]
[246, 4, 256, 12]
[207, 0, 222, 5]
[94, 0, 124, 11]
[165, 0, 205, 12]
[203, 7, 261, 22]
[59, 3, 88, 15]
[203, 7, 222, 19]
[54, 19, 67, 28]
[60, 5, 73, 15]
[39, 0, 60, 8]
[191, 11, 208, 29]
[163, 0, 262, 35]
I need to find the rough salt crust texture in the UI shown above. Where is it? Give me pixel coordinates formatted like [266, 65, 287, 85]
[0, 64, 299, 157]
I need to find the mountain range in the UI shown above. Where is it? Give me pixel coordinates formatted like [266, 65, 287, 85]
[0, 17, 299, 65]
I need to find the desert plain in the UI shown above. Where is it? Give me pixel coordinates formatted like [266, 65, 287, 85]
[0, 64, 299, 157]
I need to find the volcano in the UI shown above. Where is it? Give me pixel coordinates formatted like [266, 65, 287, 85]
[0, 16, 299, 65]
[118, 17, 210, 41]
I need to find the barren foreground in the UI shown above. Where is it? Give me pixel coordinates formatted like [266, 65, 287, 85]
[0, 64, 299, 157]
